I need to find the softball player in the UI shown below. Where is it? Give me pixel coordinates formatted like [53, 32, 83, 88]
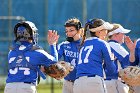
[73, 18, 116, 93]
[4, 21, 57, 93]
[130, 38, 140, 93]
[47, 18, 84, 93]
[104, 24, 136, 93]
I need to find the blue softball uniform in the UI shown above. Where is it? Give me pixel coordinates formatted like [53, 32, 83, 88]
[76, 37, 116, 78]
[104, 40, 130, 80]
[131, 39, 140, 66]
[6, 41, 57, 85]
[50, 39, 81, 81]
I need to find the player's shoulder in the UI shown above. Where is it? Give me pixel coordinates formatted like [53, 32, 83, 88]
[85, 37, 108, 45]
[136, 38, 140, 48]
[35, 49, 48, 55]
[97, 38, 109, 46]
[136, 38, 140, 43]
[35, 49, 55, 60]
[32, 45, 43, 50]
[97, 39, 112, 50]
[59, 41, 70, 45]
[108, 40, 120, 48]
[32, 45, 47, 55]
[57, 41, 70, 49]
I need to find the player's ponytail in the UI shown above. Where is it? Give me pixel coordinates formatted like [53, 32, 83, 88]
[80, 18, 105, 47]
[80, 23, 89, 47]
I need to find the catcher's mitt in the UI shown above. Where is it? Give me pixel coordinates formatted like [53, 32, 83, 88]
[44, 61, 74, 80]
[119, 66, 140, 86]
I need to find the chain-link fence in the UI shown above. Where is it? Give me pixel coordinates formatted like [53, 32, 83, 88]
[0, 16, 25, 76]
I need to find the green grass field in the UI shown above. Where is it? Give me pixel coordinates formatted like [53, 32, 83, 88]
[0, 76, 63, 93]
[0, 83, 62, 93]
[37, 83, 62, 93]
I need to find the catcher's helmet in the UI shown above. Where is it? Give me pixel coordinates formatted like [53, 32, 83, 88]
[14, 21, 38, 44]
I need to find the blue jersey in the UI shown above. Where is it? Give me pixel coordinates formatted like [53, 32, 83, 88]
[6, 41, 56, 85]
[50, 39, 81, 81]
[76, 37, 116, 78]
[131, 39, 140, 66]
[105, 40, 130, 80]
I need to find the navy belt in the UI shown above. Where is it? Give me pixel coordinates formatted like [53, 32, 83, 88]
[24, 82, 33, 84]
[76, 75, 96, 79]
[104, 78, 112, 80]
[87, 75, 96, 77]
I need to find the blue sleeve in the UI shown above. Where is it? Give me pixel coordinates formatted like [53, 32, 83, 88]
[35, 49, 57, 67]
[50, 45, 58, 61]
[111, 48, 130, 68]
[120, 55, 130, 68]
[102, 42, 116, 74]
[134, 49, 139, 65]
[49, 42, 65, 61]
[57, 42, 65, 60]
[109, 41, 130, 68]
[131, 40, 140, 66]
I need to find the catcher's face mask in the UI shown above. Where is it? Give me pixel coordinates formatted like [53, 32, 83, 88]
[14, 21, 38, 45]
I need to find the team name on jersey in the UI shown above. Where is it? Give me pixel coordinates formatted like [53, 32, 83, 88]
[64, 50, 78, 58]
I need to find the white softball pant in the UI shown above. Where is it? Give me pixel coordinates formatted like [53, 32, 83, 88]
[62, 79, 74, 93]
[73, 75, 107, 93]
[4, 82, 37, 93]
[105, 79, 129, 93]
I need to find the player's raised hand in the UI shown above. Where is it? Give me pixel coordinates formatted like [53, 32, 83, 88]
[47, 30, 59, 45]
[124, 36, 136, 52]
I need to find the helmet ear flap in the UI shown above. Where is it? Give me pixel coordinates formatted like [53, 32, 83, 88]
[77, 21, 82, 30]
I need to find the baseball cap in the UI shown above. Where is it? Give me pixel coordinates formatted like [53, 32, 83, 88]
[108, 25, 131, 36]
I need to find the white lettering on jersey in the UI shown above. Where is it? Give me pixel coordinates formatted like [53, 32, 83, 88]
[19, 67, 30, 75]
[26, 57, 30, 62]
[78, 45, 93, 64]
[9, 68, 18, 74]
[64, 50, 77, 58]
[71, 59, 76, 67]
[9, 57, 16, 63]
[9, 57, 30, 75]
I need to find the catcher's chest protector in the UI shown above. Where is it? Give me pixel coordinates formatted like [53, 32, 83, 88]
[9, 43, 45, 84]
[9, 44, 40, 69]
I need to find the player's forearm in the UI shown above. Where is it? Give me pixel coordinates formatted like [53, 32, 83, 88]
[129, 50, 135, 62]
[50, 45, 58, 61]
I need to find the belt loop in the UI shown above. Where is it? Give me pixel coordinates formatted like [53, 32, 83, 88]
[24, 82, 35, 85]
[67, 80, 74, 83]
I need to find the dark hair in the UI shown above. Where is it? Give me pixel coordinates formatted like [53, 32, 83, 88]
[81, 18, 105, 46]
[14, 21, 38, 44]
[64, 18, 82, 30]
[88, 19, 105, 29]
